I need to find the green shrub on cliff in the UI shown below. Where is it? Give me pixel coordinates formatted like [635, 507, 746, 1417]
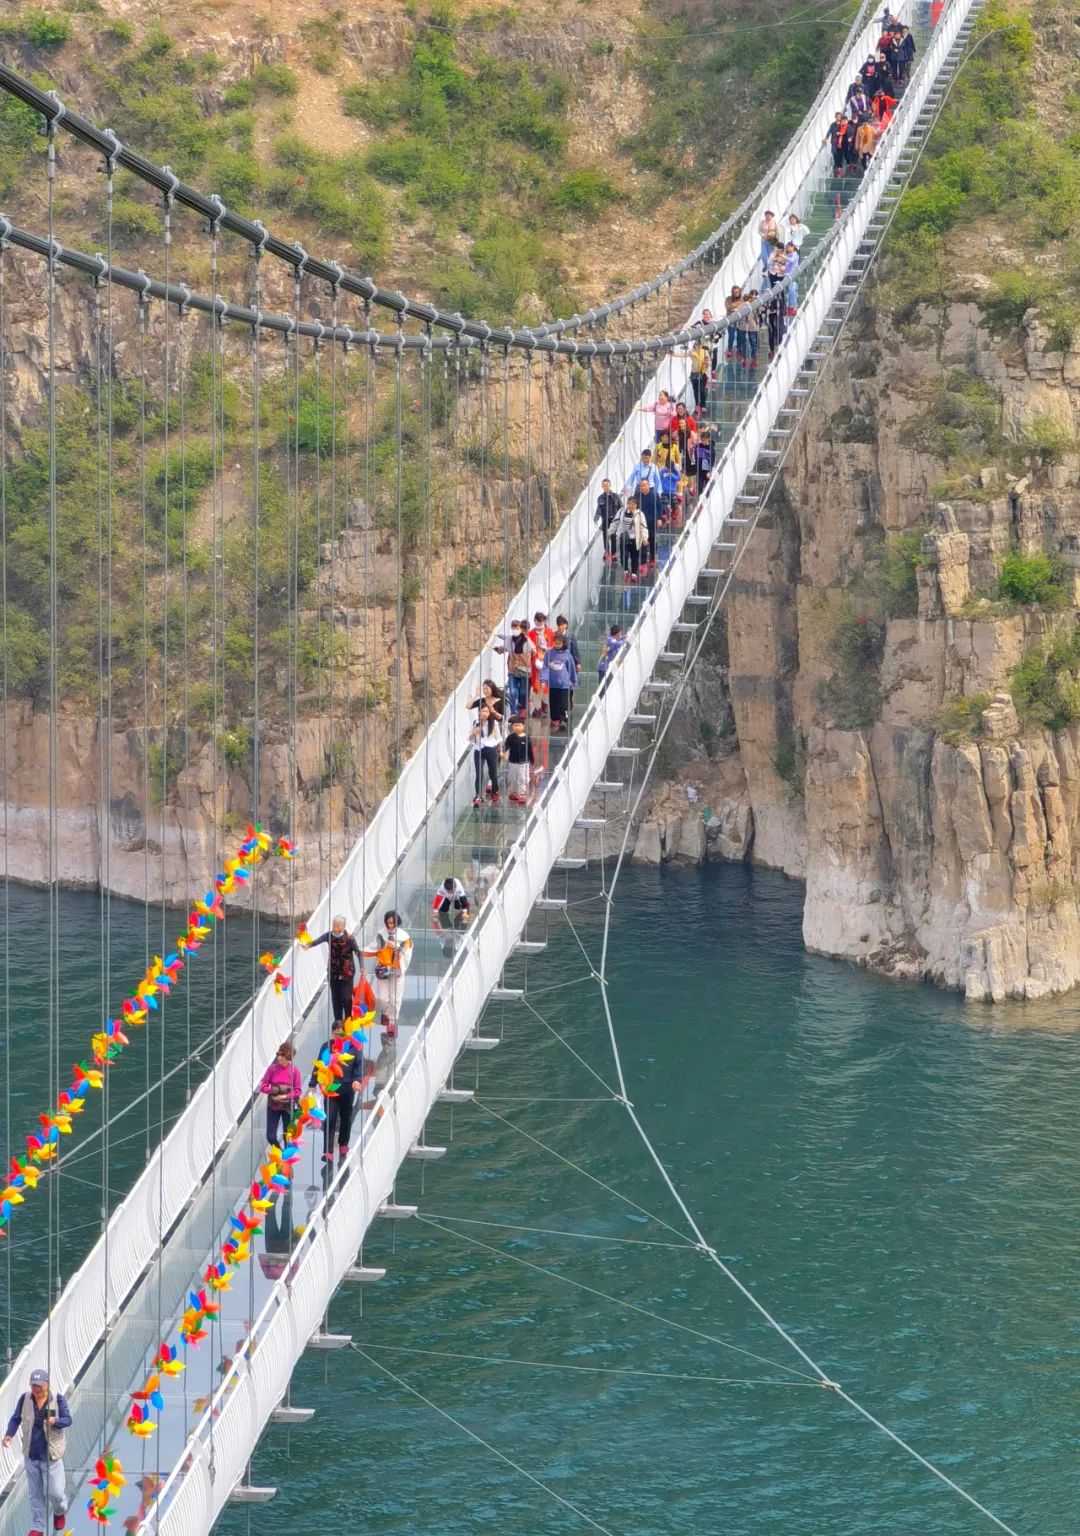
[883, 0, 1072, 328]
[997, 552, 1069, 608]
[1011, 630, 1080, 730]
[935, 693, 991, 745]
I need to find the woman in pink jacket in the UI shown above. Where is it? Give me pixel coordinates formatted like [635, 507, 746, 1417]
[259, 1041, 302, 1147]
[640, 390, 676, 440]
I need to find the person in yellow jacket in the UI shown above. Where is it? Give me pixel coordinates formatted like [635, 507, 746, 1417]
[653, 429, 681, 474]
[689, 337, 710, 411]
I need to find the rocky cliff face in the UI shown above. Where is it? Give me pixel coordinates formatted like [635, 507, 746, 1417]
[634, 294, 1080, 1001]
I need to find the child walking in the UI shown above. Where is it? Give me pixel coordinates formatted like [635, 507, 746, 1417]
[505, 717, 535, 803]
[541, 634, 578, 733]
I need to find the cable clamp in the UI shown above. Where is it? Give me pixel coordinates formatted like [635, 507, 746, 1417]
[0, 213, 11, 251]
[161, 164, 180, 207]
[46, 237, 62, 274]
[820, 1379, 841, 1393]
[251, 218, 270, 258]
[207, 193, 226, 237]
[135, 267, 153, 306]
[46, 90, 67, 130]
[251, 306, 263, 337]
[326, 258, 344, 294]
[293, 242, 310, 279]
[612, 1093, 633, 1108]
[101, 128, 121, 176]
[694, 1242, 718, 1259]
[176, 281, 192, 317]
[90, 250, 109, 287]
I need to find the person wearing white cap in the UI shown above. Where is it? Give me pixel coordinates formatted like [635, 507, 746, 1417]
[305, 914, 363, 1025]
[3, 1366, 71, 1535]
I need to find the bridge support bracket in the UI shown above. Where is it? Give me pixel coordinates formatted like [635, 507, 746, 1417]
[229, 1485, 278, 1504]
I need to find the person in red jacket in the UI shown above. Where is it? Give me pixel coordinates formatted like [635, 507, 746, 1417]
[671, 401, 697, 464]
[528, 610, 554, 719]
[873, 87, 897, 128]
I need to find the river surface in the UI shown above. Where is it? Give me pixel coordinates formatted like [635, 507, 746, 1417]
[2, 866, 1077, 1534]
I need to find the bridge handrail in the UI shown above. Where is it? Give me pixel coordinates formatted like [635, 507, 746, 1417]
[139, 5, 980, 1527]
[0, 0, 885, 348]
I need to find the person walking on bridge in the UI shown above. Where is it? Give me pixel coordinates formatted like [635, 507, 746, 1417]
[688, 334, 710, 412]
[623, 447, 661, 502]
[782, 211, 807, 252]
[3, 1367, 71, 1536]
[873, 86, 897, 129]
[258, 1041, 302, 1147]
[757, 212, 780, 272]
[614, 497, 648, 582]
[594, 479, 622, 564]
[636, 478, 662, 571]
[503, 620, 534, 718]
[541, 633, 578, 733]
[365, 910, 413, 1039]
[854, 114, 877, 171]
[470, 704, 503, 805]
[639, 389, 676, 440]
[309, 1016, 365, 1163]
[306, 916, 363, 1026]
[505, 717, 535, 803]
[826, 113, 853, 176]
[723, 285, 744, 358]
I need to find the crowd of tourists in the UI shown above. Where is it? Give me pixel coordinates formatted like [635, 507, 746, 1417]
[825, 15, 914, 176]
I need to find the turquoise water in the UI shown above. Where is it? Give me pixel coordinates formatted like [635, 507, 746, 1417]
[0, 887, 288, 1359]
[3, 867, 1078, 1534]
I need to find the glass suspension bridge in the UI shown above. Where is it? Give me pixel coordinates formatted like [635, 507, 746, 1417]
[0, 2, 1008, 1532]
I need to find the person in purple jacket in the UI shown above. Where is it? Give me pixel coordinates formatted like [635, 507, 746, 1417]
[258, 1041, 302, 1147]
[541, 633, 578, 733]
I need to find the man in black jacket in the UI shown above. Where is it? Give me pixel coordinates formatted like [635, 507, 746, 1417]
[309, 1017, 366, 1163]
[636, 479, 662, 571]
[306, 915, 363, 1024]
[594, 478, 622, 562]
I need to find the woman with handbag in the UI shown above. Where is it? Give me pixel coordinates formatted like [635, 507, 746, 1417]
[365, 910, 413, 1039]
[258, 1041, 302, 1147]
